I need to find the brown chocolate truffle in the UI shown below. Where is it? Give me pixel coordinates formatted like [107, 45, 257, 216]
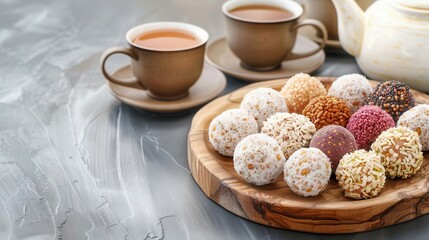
[302, 96, 351, 130]
[364, 80, 415, 122]
[310, 125, 357, 172]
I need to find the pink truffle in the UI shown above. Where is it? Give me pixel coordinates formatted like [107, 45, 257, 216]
[310, 125, 357, 173]
[346, 105, 395, 150]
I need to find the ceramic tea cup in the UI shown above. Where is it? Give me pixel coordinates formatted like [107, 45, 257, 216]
[100, 22, 209, 100]
[222, 0, 327, 71]
[304, 0, 374, 40]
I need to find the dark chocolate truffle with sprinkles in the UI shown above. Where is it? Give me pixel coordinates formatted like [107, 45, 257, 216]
[364, 80, 415, 122]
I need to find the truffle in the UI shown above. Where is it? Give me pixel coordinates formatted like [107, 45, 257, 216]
[371, 126, 424, 179]
[364, 80, 415, 122]
[397, 104, 429, 151]
[284, 148, 331, 197]
[240, 88, 288, 130]
[336, 150, 386, 200]
[346, 105, 395, 150]
[261, 112, 316, 158]
[328, 74, 373, 113]
[302, 96, 351, 130]
[279, 73, 327, 114]
[209, 109, 258, 157]
[309, 125, 357, 173]
[234, 134, 286, 186]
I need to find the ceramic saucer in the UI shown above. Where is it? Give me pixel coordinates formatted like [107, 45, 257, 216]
[299, 26, 342, 49]
[205, 35, 326, 82]
[107, 63, 226, 113]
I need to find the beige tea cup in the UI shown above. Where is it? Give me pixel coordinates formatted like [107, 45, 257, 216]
[100, 22, 209, 100]
[222, 0, 327, 71]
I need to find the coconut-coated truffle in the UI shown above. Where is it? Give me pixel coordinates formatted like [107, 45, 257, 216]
[364, 80, 415, 122]
[346, 105, 395, 150]
[309, 125, 357, 173]
[302, 96, 351, 130]
[240, 88, 288, 130]
[234, 134, 286, 186]
[371, 126, 423, 179]
[328, 74, 373, 113]
[261, 112, 316, 158]
[284, 148, 331, 197]
[209, 109, 258, 156]
[279, 73, 327, 114]
[336, 150, 386, 200]
[397, 104, 429, 151]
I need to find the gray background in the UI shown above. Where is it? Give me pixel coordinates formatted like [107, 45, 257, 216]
[0, 0, 428, 239]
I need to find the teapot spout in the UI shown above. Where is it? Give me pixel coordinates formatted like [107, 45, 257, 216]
[331, 0, 366, 56]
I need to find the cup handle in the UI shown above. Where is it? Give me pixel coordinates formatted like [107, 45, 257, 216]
[286, 19, 328, 61]
[100, 46, 146, 90]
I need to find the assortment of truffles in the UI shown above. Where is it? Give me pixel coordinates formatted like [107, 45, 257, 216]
[397, 104, 429, 151]
[310, 125, 357, 173]
[284, 148, 331, 197]
[371, 127, 423, 179]
[302, 96, 351, 130]
[261, 112, 316, 158]
[336, 150, 386, 199]
[346, 105, 395, 150]
[328, 74, 373, 113]
[279, 73, 327, 114]
[364, 80, 415, 122]
[207, 73, 427, 200]
[234, 134, 285, 186]
[240, 87, 288, 130]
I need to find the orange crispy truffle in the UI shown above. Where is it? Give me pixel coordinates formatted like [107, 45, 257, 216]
[302, 96, 351, 130]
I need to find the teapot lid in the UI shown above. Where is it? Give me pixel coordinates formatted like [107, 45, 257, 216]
[393, 0, 429, 10]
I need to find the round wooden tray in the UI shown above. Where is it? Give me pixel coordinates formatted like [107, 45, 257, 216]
[187, 77, 429, 234]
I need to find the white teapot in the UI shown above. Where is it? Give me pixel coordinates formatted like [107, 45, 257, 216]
[331, 0, 429, 92]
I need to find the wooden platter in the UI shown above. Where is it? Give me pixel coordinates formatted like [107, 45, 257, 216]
[187, 77, 429, 234]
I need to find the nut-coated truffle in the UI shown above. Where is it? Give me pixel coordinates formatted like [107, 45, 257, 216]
[302, 96, 351, 130]
[284, 148, 331, 197]
[336, 150, 386, 200]
[371, 126, 423, 179]
[346, 105, 395, 150]
[364, 80, 415, 122]
[209, 109, 258, 157]
[261, 112, 316, 158]
[279, 73, 327, 114]
[397, 104, 429, 151]
[309, 125, 357, 172]
[328, 74, 373, 113]
[240, 88, 288, 130]
[234, 134, 286, 186]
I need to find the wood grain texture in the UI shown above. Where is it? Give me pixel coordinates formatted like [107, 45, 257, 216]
[187, 77, 429, 234]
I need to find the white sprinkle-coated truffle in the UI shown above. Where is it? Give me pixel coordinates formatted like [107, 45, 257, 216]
[284, 148, 331, 197]
[234, 134, 286, 186]
[371, 126, 423, 179]
[209, 109, 258, 157]
[328, 74, 373, 113]
[261, 112, 316, 158]
[336, 150, 386, 200]
[397, 104, 429, 151]
[240, 88, 288, 130]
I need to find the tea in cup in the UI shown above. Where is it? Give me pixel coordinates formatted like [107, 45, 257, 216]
[100, 22, 209, 100]
[222, 0, 327, 71]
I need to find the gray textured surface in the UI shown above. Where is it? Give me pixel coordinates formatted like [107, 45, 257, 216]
[1, 0, 428, 239]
